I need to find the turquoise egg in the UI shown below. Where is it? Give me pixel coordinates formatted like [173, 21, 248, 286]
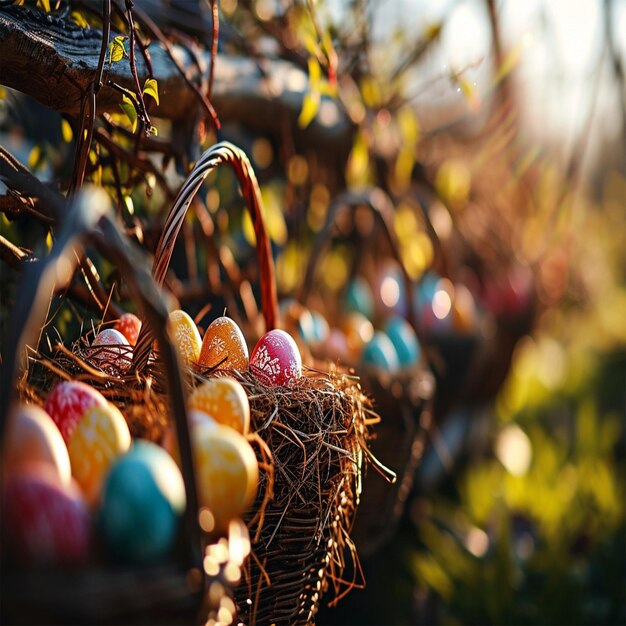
[361, 331, 400, 372]
[414, 271, 441, 312]
[310, 310, 330, 343]
[384, 316, 421, 367]
[98, 440, 186, 564]
[344, 277, 374, 320]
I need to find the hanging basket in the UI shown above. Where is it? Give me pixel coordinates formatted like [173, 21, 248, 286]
[294, 188, 435, 557]
[130, 142, 378, 624]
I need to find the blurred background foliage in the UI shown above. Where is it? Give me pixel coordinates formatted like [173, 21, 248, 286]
[1, 0, 625, 624]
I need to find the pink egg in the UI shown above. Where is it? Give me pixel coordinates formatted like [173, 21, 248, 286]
[1, 463, 92, 565]
[90, 328, 132, 372]
[249, 329, 302, 387]
[113, 313, 142, 346]
[44, 381, 108, 443]
[3, 403, 72, 486]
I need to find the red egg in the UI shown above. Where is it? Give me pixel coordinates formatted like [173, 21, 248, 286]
[113, 313, 142, 346]
[44, 381, 108, 443]
[1, 464, 92, 565]
[250, 329, 302, 387]
[90, 328, 132, 372]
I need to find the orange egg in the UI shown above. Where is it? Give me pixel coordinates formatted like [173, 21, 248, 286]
[168, 310, 202, 364]
[188, 377, 250, 434]
[342, 312, 374, 355]
[198, 316, 249, 371]
[67, 403, 131, 505]
[3, 403, 72, 486]
[192, 423, 258, 531]
[114, 313, 142, 346]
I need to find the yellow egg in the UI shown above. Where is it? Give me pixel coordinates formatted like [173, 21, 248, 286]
[67, 403, 131, 505]
[198, 316, 249, 371]
[188, 377, 250, 434]
[161, 410, 216, 466]
[192, 423, 258, 531]
[3, 403, 72, 486]
[168, 310, 202, 364]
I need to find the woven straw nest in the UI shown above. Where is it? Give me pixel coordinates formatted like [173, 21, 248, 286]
[18, 318, 378, 626]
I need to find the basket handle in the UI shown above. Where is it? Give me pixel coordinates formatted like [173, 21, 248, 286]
[132, 141, 279, 373]
[297, 188, 417, 326]
[0, 186, 202, 571]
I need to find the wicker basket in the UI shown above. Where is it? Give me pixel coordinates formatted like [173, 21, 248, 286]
[295, 188, 435, 557]
[129, 142, 377, 624]
[0, 185, 247, 625]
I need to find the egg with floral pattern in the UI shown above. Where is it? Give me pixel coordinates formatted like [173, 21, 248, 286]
[67, 403, 132, 505]
[198, 316, 249, 371]
[114, 313, 142, 346]
[192, 423, 258, 531]
[90, 328, 132, 372]
[168, 310, 202, 364]
[249, 329, 302, 387]
[188, 376, 250, 434]
[44, 381, 109, 443]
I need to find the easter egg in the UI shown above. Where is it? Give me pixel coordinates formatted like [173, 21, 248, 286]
[250, 329, 302, 387]
[169, 310, 202, 364]
[361, 331, 400, 372]
[99, 441, 186, 564]
[3, 403, 72, 486]
[374, 261, 408, 317]
[192, 423, 258, 531]
[90, 328, 132, 372]
[114, 313, 142, 346]
[414, 271, 442, 313]
[384, 316, 421, 367]
[199, 316, 249, 371]
[342, 312, 374, 355]
[344, 276, 374, 320]
[452, 283, 477, 333]
[1, 464, 91, 565]
[67, 403, 132, 505]
[322, 328, 351, 363]
[45, 380, 108, 443]
[188, 377, 250, 434]
[161, 410, 216, 466]
[310, 310, 330, 344]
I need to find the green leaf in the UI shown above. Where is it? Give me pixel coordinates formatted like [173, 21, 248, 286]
[109, 36, 127, 64]
[143, 78, 159, 106]
[119, 94, 138, 132]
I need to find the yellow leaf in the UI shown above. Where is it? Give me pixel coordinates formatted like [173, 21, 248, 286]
[458, 78, 481, 112]
[307, 56, 322, 87]
[143, 78, 159, 106]
[298, 91, 320, 129]
[37, 0, 51, 12]
[119, 94, 137, 132]
[123, 196, 134, 216]
[0, 86, 7, 100]
[71, 11, 89, 29]
[397, 106, 420, 145]
[61, 119, 73, 143]
[109, 36, 127, 64]
[27, 145, 41, 170]
[492, 39, 524, 86]
[45, 231, 53, 250]
[346, 130, 373, 189]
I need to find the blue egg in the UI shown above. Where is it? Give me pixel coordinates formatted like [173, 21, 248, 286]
[98, 440, 186, 564]
[361, 331, 400, 372]
[310, 310, 330, 343]
[344, 277, 374, 320]
[414, 271, 441, 312]
[384, 316, 421, 367]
